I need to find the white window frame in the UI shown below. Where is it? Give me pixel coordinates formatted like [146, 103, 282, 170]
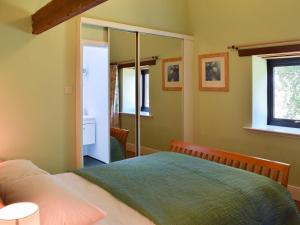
[245, 56, 300, 137]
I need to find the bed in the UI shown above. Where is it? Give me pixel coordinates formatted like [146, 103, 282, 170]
[1, 140, 299, 225]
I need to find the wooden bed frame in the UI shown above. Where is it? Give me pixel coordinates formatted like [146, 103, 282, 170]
[110, 127, 129, 157]
[169, 140, 290, 187]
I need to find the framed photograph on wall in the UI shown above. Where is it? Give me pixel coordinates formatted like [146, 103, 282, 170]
[162, 58, 183, 91]
[198, 52, 229, 91]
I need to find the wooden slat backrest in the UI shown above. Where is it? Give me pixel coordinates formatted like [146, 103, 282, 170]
[169, 140, 290, 187]
[110, 127, 129, 157]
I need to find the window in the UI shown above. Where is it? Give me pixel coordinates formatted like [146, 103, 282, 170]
[267, 58, 300, 128]
[121, 68, 150, 115]
[141, 69, 150, 112]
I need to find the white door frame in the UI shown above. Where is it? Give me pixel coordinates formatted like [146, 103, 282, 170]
[76, 17, 194, 168]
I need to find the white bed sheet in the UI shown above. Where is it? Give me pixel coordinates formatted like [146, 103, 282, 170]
[55, 173, 155, 225]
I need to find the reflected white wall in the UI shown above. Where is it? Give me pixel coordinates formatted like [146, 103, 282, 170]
[83, 45, 110, 163]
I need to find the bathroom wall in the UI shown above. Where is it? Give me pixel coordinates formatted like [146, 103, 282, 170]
[82, 45, 110, 163]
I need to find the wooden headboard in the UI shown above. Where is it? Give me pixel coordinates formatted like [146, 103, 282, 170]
[169, 140, 290, 187]
[110, 127, 129, 156]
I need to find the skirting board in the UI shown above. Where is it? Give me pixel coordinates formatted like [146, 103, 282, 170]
[126, 143, 300, 202]
[126, 143, 159, 155]
[288, 185, 300, 201]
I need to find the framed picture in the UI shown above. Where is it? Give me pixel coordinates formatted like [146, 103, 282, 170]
[162, 58, 182, 91]
[198, 52, 229, 91]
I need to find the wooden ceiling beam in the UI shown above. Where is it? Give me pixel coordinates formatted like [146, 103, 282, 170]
[32, 0, 108, 35]
[238, 44, 300, 57]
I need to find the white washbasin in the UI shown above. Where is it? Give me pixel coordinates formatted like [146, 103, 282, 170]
[83, 116, 96, 124]
[83, 116, 96, 145]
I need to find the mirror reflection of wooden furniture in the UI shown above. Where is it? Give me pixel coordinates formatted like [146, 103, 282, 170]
[110, 127, 129, 158]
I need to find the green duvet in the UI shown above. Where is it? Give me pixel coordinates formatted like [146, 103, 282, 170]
[110, 136, 125, 162]
[75, 152, 300, 225]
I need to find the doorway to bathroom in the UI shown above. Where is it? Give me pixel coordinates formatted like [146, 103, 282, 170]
[82, 41, 110, 166]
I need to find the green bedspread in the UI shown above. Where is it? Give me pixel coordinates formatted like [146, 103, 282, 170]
[75, 152, 300, 225]
[110, 136, 125, 162]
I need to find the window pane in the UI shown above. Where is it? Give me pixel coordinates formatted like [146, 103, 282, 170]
[140, 75, 142, 107]
[144, 74, 150, 108]
[273, 65, 300, 120]
[122, 68, 150, 113]
[122, 68, 136, 113]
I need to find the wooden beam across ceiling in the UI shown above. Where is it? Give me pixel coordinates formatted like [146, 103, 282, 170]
[32, 0, 108, 35]
[238, 44, 300, 57]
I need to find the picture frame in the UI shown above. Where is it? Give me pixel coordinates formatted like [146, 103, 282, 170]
[162, 58, 183, 91]
[198, 52, 229, 91]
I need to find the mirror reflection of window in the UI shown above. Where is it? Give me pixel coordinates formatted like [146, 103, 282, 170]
[110, 29, 137, 160]
[121, 68, 150, 116]
[141, 69, 150, 113]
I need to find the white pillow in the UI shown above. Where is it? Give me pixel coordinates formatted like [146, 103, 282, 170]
[4, 174, 106, 225]
[0, 160, 49, 198]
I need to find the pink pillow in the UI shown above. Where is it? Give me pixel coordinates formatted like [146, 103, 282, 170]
[4, 174, 106, 225]
[0, 159, 49, 188]
[0, 159, 49, 200]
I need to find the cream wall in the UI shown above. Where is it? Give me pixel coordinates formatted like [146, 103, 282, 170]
[0, 0, 76, 173]
[85, 0, 189, 34]
[0, 0, 189, 173]
[188, 0, 300, 186]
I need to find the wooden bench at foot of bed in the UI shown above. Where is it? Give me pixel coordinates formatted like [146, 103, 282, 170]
[169, 140, 290, 187]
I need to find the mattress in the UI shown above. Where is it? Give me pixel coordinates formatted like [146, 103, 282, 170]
[55, 173, 155, 225]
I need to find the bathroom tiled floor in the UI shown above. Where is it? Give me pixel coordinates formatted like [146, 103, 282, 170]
[83, 156, 104, 167]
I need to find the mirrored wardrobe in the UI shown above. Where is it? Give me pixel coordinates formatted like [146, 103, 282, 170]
[77, 18, 193, 168]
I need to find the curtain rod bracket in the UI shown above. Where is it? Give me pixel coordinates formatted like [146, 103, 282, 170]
[227, 45, 239, 51]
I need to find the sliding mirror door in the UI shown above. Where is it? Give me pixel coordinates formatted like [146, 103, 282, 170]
[140, 34, 183, 153]
[110, 29, 137, 161]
